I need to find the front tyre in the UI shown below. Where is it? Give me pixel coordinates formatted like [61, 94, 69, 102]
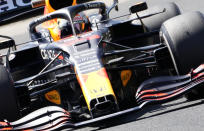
[161, 11, 204, 100]
[0, 64, 19, 121]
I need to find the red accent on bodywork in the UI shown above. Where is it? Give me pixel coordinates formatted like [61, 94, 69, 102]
[80, 74, 89, 83]
[58, 55, 64, 60]
[0, 122, 12, 130]
[144, 86, 185, 101]
[140, 92, 168, 99]
[139, 89, 156, 95]
[0, 127, 12, 130]
[97, 68, 109, 78]
[193, 73, 204, 79]
[0, 122, 8, 126]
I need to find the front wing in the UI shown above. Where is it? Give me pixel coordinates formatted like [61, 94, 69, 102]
[1, 64, 204, 130]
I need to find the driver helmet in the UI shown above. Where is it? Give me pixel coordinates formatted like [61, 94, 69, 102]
[45, 0, 88, 39]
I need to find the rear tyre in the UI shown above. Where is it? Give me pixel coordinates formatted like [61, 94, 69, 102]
[0, 64, 19, 121]
[161, 11, 204, 100]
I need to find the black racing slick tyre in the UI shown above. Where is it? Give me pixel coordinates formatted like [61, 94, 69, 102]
[161, 11, 204, 75]
[161, 11, 204, 100]
[130, 2, 181, 31]
[0, 64, 19, 121]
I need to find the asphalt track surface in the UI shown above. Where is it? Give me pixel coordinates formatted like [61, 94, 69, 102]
[1, 0, 204, 131]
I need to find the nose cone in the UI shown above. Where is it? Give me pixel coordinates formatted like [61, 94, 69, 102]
[90, 95, 118, 118]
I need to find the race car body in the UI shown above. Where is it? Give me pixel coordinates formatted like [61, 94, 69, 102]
[0, 1, 204, 130]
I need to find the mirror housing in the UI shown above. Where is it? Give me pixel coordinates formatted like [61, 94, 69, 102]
[114, 0, 119, 11]
[129, 2, 147, 14]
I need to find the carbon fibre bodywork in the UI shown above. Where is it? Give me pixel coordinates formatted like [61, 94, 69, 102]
[1, 1, 204, 130]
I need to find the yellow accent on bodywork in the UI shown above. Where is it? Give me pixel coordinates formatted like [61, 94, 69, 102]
[121, 70, 132, 87]
[45, 0, 55, 13]
[77, 68, 116, 110]
[45, 90, 61, 105]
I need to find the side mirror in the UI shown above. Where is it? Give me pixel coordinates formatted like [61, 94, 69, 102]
[129, 2, 147, 14]
[31, 0, 45, 8]
[115, 0, 119, 11]
[0, 39, 15, 50]
[115, 5, 119, 11]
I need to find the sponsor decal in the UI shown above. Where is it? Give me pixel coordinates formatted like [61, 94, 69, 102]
[121, 70, 132, 87]
[0, 0, 31, 14]
[73, 15, 84, 22]
[0, 0, 43, 23]
[84, 3, 99, 9]
[45, 90, 61, 105]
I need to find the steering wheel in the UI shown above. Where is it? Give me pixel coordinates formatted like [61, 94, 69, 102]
[29, 2, 107, 37]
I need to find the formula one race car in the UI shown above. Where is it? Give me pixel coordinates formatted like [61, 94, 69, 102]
[1, 1, 204, 130]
